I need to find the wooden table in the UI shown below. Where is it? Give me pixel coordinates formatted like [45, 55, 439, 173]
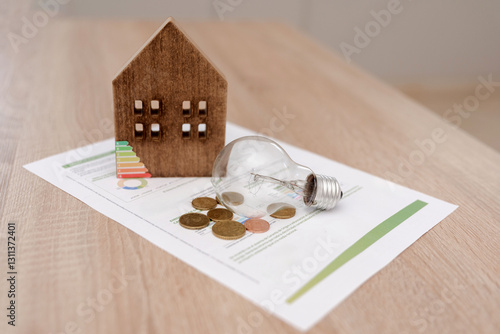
[1, 19, 499, 334]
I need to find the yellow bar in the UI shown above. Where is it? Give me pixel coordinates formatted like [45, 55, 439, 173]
[116, 157, 140, 162]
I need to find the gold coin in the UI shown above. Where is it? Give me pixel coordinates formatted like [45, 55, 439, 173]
[207, 208, 233, 222]
[192, 197, 217, 210]
[267, 203, 296, 219]
[215, 196, 221, 205]
[212, 220, 246, 240]
[179, 213, 210, 230]
[221, 191, 244, 206]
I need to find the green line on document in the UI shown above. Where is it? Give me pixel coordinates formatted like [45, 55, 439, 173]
[286, 200, 428, 304]
[62, 150, 115, 169]
[342, 185, 362, 198]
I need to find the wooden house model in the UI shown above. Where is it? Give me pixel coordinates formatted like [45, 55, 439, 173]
[113, 17, 227, 178]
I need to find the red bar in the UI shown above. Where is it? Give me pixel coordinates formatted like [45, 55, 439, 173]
[118, 173, 152, 178]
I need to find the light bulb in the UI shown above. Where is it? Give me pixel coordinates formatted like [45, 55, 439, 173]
[211, 136, 343, 218]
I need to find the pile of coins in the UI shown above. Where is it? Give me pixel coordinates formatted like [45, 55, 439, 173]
[178, 195, 296, 241]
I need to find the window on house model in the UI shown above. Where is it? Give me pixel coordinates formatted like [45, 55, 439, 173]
[182, 101, 191, 117]
[135, 123, 144, 138]
[198, 123, 207, 139]
[151, 100, 160, 115]
[198, 101, 207, 117]
[134, 100, 143, 115]
[151, 123, 160, 140]
[182, 123, 191, 139]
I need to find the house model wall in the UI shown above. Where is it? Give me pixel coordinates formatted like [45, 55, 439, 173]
[113, 17, 227, 178]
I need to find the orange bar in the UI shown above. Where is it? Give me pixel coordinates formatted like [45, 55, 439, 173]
[118, 168, 148, 174]
[117, 163, 144, 168]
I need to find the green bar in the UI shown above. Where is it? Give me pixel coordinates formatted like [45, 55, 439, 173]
[62, 150, 115, 169]
[115, 141, 129, 146]
[115, 146, 133, 151]
[286, 200, 428, 304]
[116, 152, 136, 157]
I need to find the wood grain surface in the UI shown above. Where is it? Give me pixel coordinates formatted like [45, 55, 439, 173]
[0, 18, 499, 334]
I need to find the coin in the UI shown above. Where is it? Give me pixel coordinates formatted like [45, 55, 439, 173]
[267, 203, 296, 219]
[179, 213, 210, 230]
[192, 197, 217, 210]
[244, 218, 270, 233]
[212, 220, 246, 240]
[221, 191, 244, 206]
[215, 196, 221, 205]
[207, 208, 234, 222]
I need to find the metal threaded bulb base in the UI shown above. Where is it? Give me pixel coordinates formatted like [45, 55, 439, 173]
[311, 174, 342, 210]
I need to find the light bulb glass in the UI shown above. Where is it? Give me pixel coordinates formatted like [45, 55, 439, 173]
[211, 136, 342, 218]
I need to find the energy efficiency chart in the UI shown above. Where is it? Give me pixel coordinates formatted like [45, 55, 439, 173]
[115, 141, 152, 178]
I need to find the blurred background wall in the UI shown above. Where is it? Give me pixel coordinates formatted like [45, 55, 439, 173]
[16, 0, 500, 150]
[61, 0, 500, 83]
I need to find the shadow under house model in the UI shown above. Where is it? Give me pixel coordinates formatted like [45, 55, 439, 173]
[113, 17, 227, 178]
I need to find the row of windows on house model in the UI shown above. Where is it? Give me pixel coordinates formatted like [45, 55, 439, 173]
[134, 122, 207, 140]
[134, 100, 208, 117]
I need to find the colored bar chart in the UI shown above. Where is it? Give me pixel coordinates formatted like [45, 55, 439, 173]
[115, 141, 151, 178]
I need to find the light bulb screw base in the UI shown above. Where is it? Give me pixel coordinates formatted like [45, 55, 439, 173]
[308, 174, 342, 210]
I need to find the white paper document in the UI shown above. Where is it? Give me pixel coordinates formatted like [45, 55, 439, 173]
[24, 123, 457, 331]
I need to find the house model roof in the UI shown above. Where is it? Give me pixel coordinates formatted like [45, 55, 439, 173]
[113, 17, 225, 83]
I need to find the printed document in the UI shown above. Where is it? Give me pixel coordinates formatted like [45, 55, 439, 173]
[24, 123, 457, 331]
